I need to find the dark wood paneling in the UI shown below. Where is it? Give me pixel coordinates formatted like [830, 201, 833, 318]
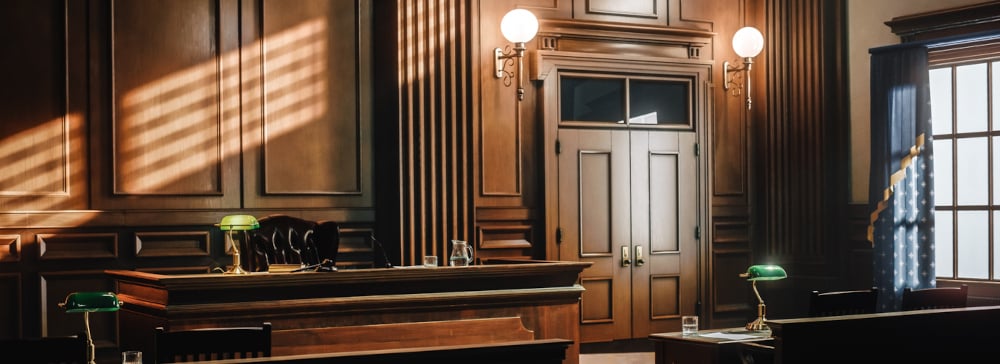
[250, 0, 370, 200]
[0, 235, 20, 263]
[40, 270, 118, 344]
[0, 0, 89, 211]
[134, 231, 211, 258]
[374, 0, 476, 266]
[0, 273, 22, 338]
[94, 0, 241, 210]
[37, 233, 118, 261]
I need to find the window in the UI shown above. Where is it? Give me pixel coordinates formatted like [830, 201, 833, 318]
[558, 73, 693, 129]
[931, 54, 1000, 280]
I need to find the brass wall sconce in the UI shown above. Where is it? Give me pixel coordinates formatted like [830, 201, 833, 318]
[495, 8, 538, 101]
[218, 214, 260, 275]
[740, 264, 787, 331]
[724, 26, 765, 110]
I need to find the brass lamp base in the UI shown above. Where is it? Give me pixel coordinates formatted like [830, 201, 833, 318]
[223, 246, 249, 275]
[745, 302, 769, 331]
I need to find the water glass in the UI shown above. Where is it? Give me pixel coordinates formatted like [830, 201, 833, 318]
[122, 350, 142, 364]
[681, 315, 699, 335]
[423, 255, 438, 267]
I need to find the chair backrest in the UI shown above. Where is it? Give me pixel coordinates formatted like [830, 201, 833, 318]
[900, 284, 968, 311]
[0, 334, 88, 364]
[245, 215, 340, 272]
[808, 287, 879, 317]
[154, 322, 272, 363]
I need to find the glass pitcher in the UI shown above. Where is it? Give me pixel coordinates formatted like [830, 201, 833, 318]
[449, 240, 474, 266]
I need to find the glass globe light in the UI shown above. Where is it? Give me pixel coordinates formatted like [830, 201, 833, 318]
[500, 9, 538, 44]
[732, 26, 764, 58]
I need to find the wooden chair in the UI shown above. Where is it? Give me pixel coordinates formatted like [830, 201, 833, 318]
[0, 334, 88, 364]
[154, 322, 272, 363]
[807, 287, 878, 317]
[900, 284, 968, 311]
[246, 215, 340, 272]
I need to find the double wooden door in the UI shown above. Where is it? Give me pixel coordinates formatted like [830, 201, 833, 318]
[557, 128, 699, 342]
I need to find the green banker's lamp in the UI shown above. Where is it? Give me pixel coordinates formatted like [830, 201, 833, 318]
[218, 214, 260, 275]
[740, 264, 787, 331]
[59, 291, 121, 364]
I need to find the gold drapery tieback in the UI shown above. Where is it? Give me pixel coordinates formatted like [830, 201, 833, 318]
[867, 133, 925, 246]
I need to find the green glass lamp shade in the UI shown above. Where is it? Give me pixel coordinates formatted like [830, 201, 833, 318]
[218, 214, 260, 231]
[59, 291, 121, 313]
[742, 264, 787, 281]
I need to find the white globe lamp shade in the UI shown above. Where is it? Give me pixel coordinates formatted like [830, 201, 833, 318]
[500, 9, 538, 44]
[732, 26, 764, 58]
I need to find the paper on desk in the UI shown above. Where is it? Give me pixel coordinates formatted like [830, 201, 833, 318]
[698, 332, 760, 340]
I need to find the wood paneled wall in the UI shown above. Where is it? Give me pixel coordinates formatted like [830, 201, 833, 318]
[372, 0, 477, 266]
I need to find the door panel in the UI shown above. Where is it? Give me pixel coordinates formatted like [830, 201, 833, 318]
[631, 130, 698, 337]
[559, 128, 697, 342]
[559, 129, 631, 342]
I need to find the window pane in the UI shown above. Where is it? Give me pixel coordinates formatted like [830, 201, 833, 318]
[956, 137, 988, 205]
[628, 79, 689, 126]
[560, 76, 625, 123]
[956, 63, 988, 133]
[935, 210, 954, 278]
[994, 62, 1000, 131]
[957, 210, 988, 279]
[934, 139, 953, 206]
[995, 212, 1000, 280]
[995, 138, 1000, 205]
[930, 67, 952, 135]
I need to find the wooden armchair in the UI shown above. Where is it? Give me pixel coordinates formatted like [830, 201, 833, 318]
[900, 284, 968, 311]
[154, 322, 272, 363]
[245, 215, 340, 272]
[0, 334, 88, 364]
[807, 287, 878, 317]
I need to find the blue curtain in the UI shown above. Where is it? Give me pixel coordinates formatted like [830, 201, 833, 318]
[868, 44, 934, 312]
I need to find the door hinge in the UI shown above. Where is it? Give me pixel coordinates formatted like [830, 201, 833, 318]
[694, 143, 700, 157]
[695, 225, 701, 240]
[555, 140, 561, 155]
[556, 227, 563, 244]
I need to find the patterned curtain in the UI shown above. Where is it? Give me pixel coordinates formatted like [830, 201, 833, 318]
[868, 44, 934, 312]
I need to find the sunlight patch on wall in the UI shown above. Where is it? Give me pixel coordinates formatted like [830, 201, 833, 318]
[0, 117, 70, 196]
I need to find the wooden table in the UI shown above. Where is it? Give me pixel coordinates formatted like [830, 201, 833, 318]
[107, 259, 589, 364]
[648, 327, 773, 364]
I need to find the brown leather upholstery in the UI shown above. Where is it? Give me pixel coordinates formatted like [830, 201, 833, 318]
[244, 215, 339, 272]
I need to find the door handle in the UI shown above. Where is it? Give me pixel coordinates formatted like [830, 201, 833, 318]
[621, 246, 631, 267]
[635, 246, 644, 267]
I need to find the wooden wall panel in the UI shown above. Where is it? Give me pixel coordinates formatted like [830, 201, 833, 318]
[0, 0, 88, 211]
[375, 0, 476, 266]
[37, 233, 118, 260]
[40, 271, 117, 345]
[94, 0, 241, 210]
[134, 231, 211, 258]
[241, 0, 374, 209]
[0, 273, 21, 338]
[0, 235, 21, 263]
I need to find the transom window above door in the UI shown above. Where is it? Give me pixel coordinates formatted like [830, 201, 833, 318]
[558, 73, 694, 130]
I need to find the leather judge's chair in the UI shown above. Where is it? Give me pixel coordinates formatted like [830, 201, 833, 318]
[808, 287, 879, 317]
[154, 322, 272, 363]
[900, 284, 968, 311]
[244, 215, 340, 272]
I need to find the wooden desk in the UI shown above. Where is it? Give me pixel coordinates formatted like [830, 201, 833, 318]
[648, 327, 773, 364]
[107, 259, 589, 364]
